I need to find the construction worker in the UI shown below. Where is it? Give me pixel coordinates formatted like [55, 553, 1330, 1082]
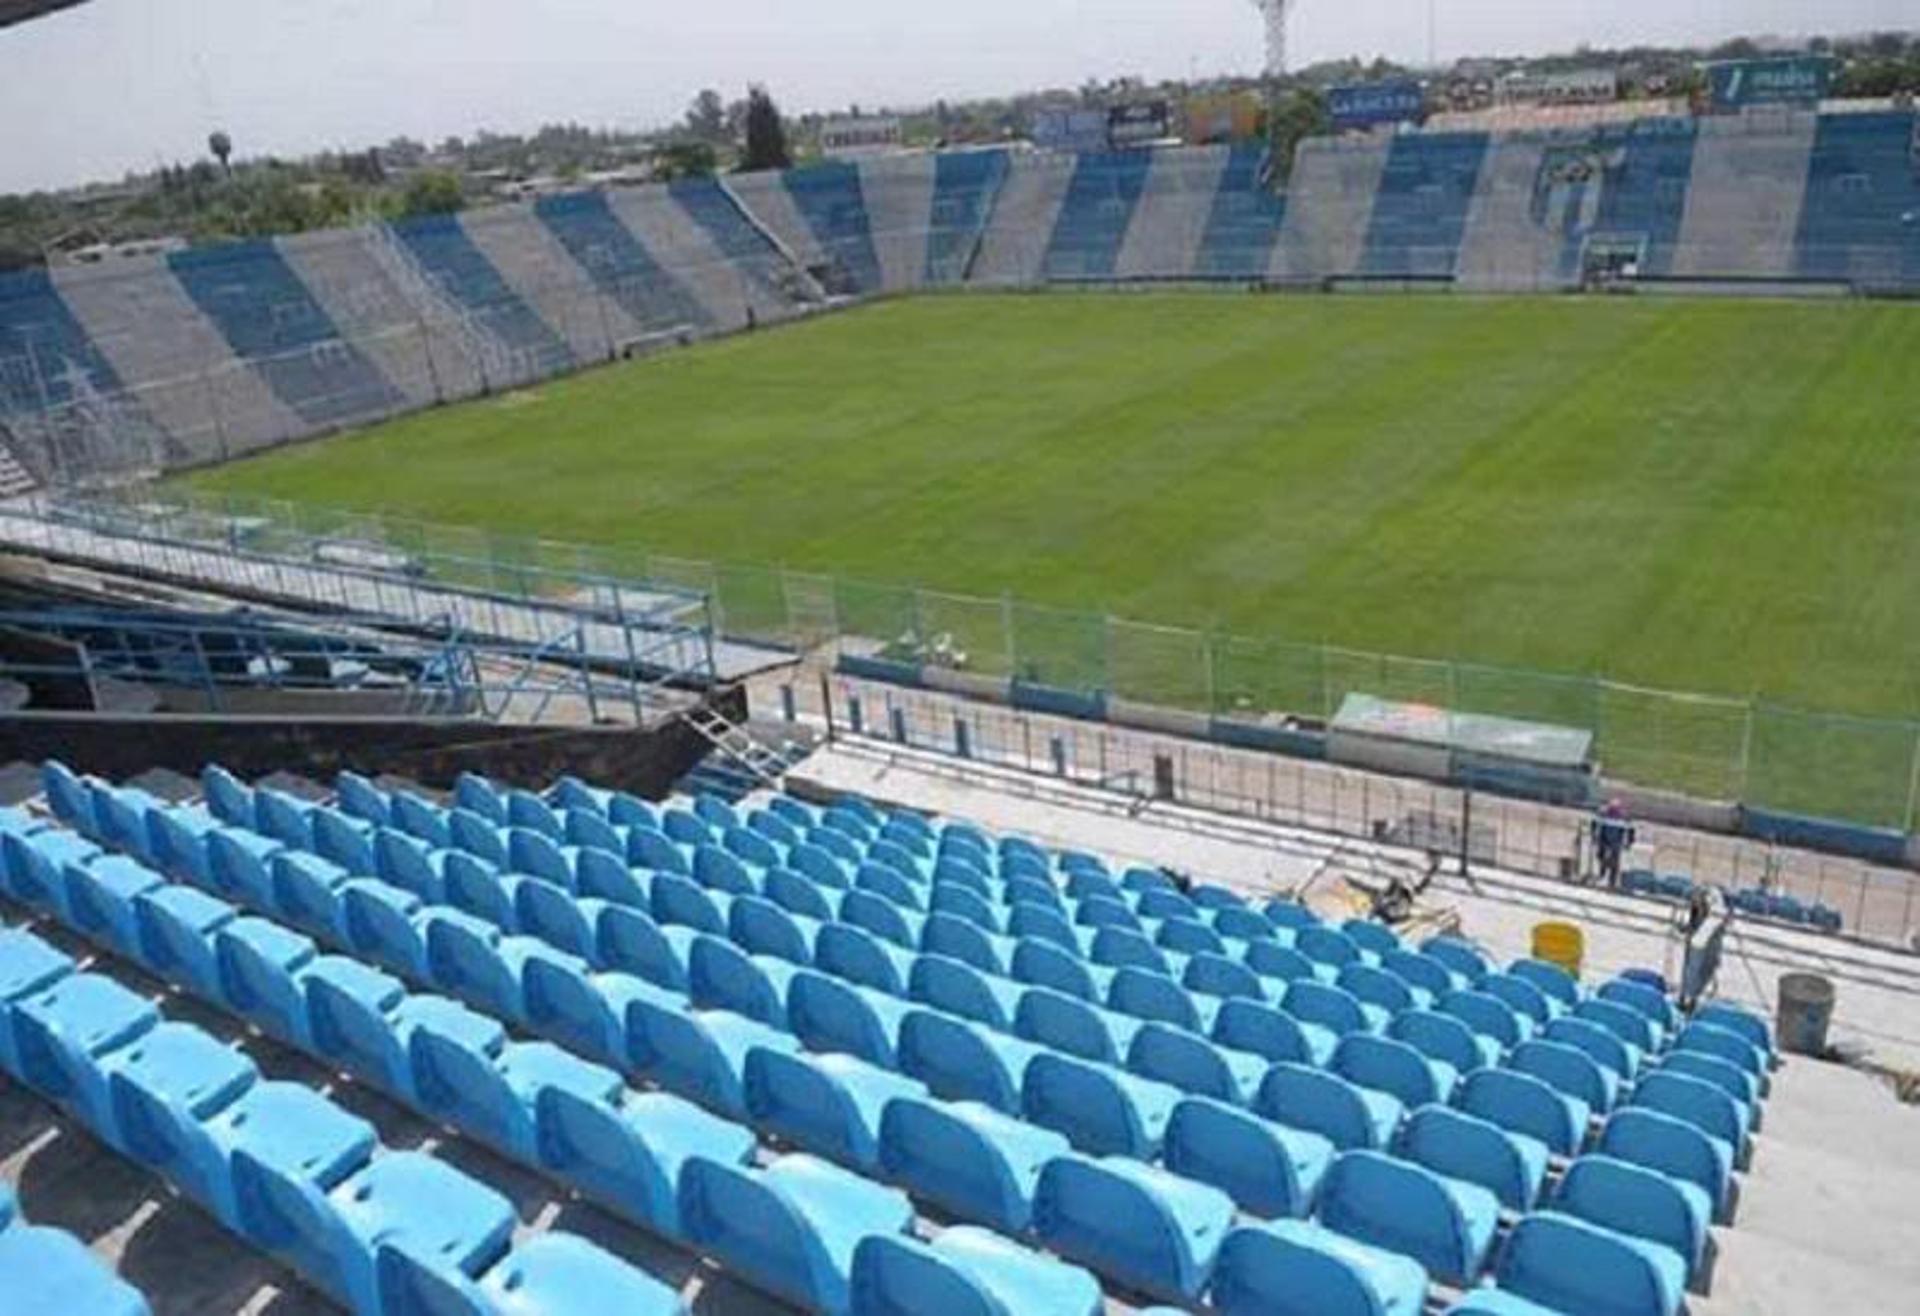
[1591, 799, 1636, 890]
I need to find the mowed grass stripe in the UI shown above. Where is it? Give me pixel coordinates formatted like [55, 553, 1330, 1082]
[185, 293, 1920, 718]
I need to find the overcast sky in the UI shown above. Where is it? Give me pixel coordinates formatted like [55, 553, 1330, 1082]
[1, 0, 1909, 193]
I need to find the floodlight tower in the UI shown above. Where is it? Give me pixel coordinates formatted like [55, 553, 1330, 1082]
[1247, 0, 1295, 77]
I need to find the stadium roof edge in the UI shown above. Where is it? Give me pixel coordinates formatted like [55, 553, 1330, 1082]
[0, 0, 89, 29]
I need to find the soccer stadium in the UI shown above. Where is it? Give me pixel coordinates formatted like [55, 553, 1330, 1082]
[1, 3, 1919, 1315]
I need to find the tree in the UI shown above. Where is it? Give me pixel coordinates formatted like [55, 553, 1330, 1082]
[398, 169, 465, 218]
[740, 86, 792, 172]
[1267, 87, 1329, 172]
[656, 141, 718, 180]
[208, 130, 233, 177]
[686, 88, 729, 145]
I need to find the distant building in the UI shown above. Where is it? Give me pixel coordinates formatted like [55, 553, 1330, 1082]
[1496, 67, 1620, 107]
[818, 116, 905, 159]
[51, 235, 186, 267]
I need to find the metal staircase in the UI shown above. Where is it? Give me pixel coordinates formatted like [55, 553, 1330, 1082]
[679, 703, 806, 801]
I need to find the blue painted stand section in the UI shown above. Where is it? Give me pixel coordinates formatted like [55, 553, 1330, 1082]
[535, 192, 710, 332]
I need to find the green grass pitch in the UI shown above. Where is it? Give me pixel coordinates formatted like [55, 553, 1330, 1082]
[187, 292, 1920, 725]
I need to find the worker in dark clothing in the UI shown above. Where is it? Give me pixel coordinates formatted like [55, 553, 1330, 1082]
[1591, 799, 1636, 889]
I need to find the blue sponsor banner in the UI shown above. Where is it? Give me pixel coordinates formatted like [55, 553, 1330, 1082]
[1706, 56, 1834, 108]
[1031, 109, 1111, 152]
[1328, 80, 1426, 130]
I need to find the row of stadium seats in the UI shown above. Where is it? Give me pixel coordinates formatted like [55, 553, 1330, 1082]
[1622, 869, 1844, 933]
[0, 1178, 151, 1315]
[8, 761, 1780, 1315]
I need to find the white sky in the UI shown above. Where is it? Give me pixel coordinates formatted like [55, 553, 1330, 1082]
[1, 0, 1909, 192]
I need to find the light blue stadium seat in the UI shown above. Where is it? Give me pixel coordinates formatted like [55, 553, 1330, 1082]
[443, 849, 523, 931]
[1339, 963, 1430, 1016]
[10, 973, 161, 1143]
[1481, 974, 1559, 1028]
[877, 1096, 1069, 1233]
[1390, 1008, 1500, 1074]
[1011, 936, 1111, 1001]
[334, 772, 390, 826]
[1691, 1001, 1773, 1056]
[310, 965, 495, 1102]
[896, 1009, 1044, 1114]
[81, 1016, 256, 1161]
[1128, 1022, 1267, 1104]
[1544, 1015, 1639, 1082]
[679, 1153, 913, 1316]
[1298, 925, 1370, 973]
[931, 880, 1010, 935]
[856, 861, 927, 912]
[1510, 1039, 1620, 1112]
[200, 765, 256, 830]
[1110, 965, 1218, 1033]
[1655, 1050, 1758, 1112]
[1629, 1071, 1751, 1162]
[745, 1048, 929, 1172]
[1265, 900, 1323, 932]
[206, 827, 284, 911]
[627, 1001, 799, 1119]
[236, 1146, 514, 1314]
[374, 830, 453, 905]
[596, 904, 692, 990]
[132, 884, 237, 1003]
[516, 878, 601, 960]
[418, 1032, 623, 1165]
[1212, 1217, 1428, 1316]
[1015, 987, 1142, 1065]
[1423, 937, 1492, 984]
[1597, 1107, 1734, 1223]
[1334, 1033, 1457, 1109]
[1442, 990, 1533, 1050]
[766, 866, 838, 922]
[1164, 1096, 1334, 1217]
[1476, 1210, 1684, 1316]
[449, 809, 510, 868]
[1242, 939, 1324, 986]
[60, 855, 164, 960]
[146, 809, 216, 886]
[1597, 978, 1677, 1034]
[378, 1232, 687, 1316]
[215, 916, 322, 1046]
[683, 934, 790, 1026]
[1022, 1052, 1180, 1159]
[791, 971, 915, 1067]
[1555, 1154, 1709, 1281]
[1007, 905, 1082, 955]
[1283, 980, 1386, 1038]
[1318, 1149, 1499, 1286]
[1089, 926, 1172, 975]
[43, 761, 101, 832]
[0, 928, 76, 1075]
[454, 774, 506, 825]
[849, 1227, 1101, 1316]
[1673, 1022, 1767, 1094]
[1394, 1103, 1548, 1214]
[1214, 997, 1337, 1068]
[313, 810, 377, 876]
[90, 786, 163, 868]
[391, 794, 452, 851]
[1183, 951, 1267, 1005]
[256, 790, 316, 853]
[1456, 1067, 1589, 1158]
[0, 1222, 153, 1316]
[1032, 1154, 1235, 1303]
[843, 890, 928, 950]
[1257, 1062, 1403, 1152]
[925, 915, 1019, 978]
[652, 872, 734, 935]
[912, 954, 1024, 1032]
[269, 851, 358, 943]
[115, 1069, 374, 1232]
[1210, 906, 1274, 942]
[629, 827, 692, 876]
[1575, 999, 1662, 1055]
[1341, 920, 1403, 958]
[537, 1086, 753, 1240]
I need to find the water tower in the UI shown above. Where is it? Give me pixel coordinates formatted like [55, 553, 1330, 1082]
[1247, 0, 1295, 77]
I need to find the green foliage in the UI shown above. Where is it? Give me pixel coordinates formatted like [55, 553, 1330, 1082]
[396, 169, 465, 218]
[685, 89, 730, 145]
[741, 86, 792, 172]
[655, 141, 718, 180]
[187, 294, 1920, 719]
[1267, 87, 1328, 171]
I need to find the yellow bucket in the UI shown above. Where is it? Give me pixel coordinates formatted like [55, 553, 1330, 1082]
[1532, 920, 1586, 979]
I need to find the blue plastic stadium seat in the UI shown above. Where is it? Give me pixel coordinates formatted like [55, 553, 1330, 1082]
[1441, 991, 1533, 1050]
[1184, 951, 1266, 1003]
[1575, 999, 1662, 1055]
[1212, 1217, 1428, 1316]
[1692, 1002, 1775, 1062]
[791, 971, 914, 1067]
[1596, 1108, 1734, 1223]
[1390, 1009, 1499, 1075]
[745, 1049, 929, 1172]
[1298, 925, 1369, 972]
[454, 774, 506, 824]
[1481, 975, 1559, 1028]
[1163, 1096, 1334, 1217]
[627, 1001, 799, 1119]
[0, 928, 76, 1075]
[1244, 939, 1327, 985]
[378, 1231, 687, 1316]
[679, 1153, 913, 1316]
[1110, 965, 1215, 1033]
[896, 1009, 1044, 1114]
[849, 1227, 1101, 1316]
[1673, 1022, 1767, 1094]
[1008, 908, 1085, 960]
[1476, 1211, 1684, 1316]
[5, 828, 100, 909]
[912, 954, 1024, 1032]
[43, 761, 101, 832]
[1265, 900, 1323, 932]
[1384, 949, 1467, 999]
[596, 905, 694, 990]
[269, 851, 357, 943]
[1341, 919, 1403, 958]
[1319, 1149, 1498, 1286]
[1015, 987, 1142, 1066]
[60, 855, 164, 960]
[686, 935, 798, 1028]
[419, 1032, 623, 1165]
[1285, 979, 1387, 1039]
[1598, 978, 1678, 1035]
[1257, 1062, 1403, 1152]
[117, 1066, 374, 1232]
[877, 1096, 1070, 1234]
[516, 878, 600, 960]
[206, 827, 284, 911]
[1555, 1154, 1709, 1281]
[1127, 1022, 1267, 1105]
[1333, 1033, 1457, 1109]
[215, 916, 322, 1047]
[931, 883, 1008, 935]
[537, 1086, 754, 1239]
[131, 884, 236, 1003]
[1628, 1071, 1751, 1161]
[1544, 1016, 1639, 1083]
[1509, 1039, 1620, 1112]
[11, 973, 161, 1143]
[81, 1017, 256, 1161]
[1655, 1050, 1759, 1111]
[1394, 1103, 1548, 1214]
[234, 1147, 515, 1315]
[1022, 1051, 1180, 1159]
[1423, 937, 1492, 984]
[256, 790, 316, 853]
[90, 786, 163, 868]
[1032, 1154, 1235, 1303]
[1339, 963, 1430, 1016]
[311, 967, 494, 1102]
[0, 1222, 153, 1316]
[1454, 1068, 1589, 1158]
[391, 793, 453, 850]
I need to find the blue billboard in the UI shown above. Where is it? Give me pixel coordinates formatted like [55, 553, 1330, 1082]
[1706, 56, 1835, 109]
[1328, 80, 1426, 130]
[1030, 109, 1110, 153]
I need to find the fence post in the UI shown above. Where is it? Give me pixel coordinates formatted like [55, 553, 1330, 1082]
[1736, 700, 1757, 805]
[1001, 593, 1016, 678]
[1905, 726, 1920, 836]
[1202, 630, 1216, 717]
